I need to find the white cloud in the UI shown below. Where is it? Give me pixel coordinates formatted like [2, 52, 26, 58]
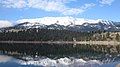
[27, 0, 65, 12]
[81, 3, 96, 10]
[0, 0, 95, 15]
[62, 8, 84, 15]
[99, 0, 114, 5]
[27, 0, 95, 15]
[0, 20, 13, 28]
[2, 0, 27, 8]
[62, 3, 96, 15]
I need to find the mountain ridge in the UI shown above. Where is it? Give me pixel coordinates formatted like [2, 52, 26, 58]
[1, 17, 120, 32]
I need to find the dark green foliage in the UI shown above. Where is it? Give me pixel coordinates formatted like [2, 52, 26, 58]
[0, 29, 93, 41]
[0, 29, 120, 41]
[0, 43, 119, 58]
[115, 33, 120, 41]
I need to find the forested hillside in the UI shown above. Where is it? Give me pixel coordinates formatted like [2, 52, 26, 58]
[0, 29, 120, 41]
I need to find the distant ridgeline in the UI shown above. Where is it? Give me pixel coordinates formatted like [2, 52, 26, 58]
[0, 28, 120, 41]
[0, 21, 120, 41]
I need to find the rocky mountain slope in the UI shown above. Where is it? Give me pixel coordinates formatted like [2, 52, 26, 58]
[0, 17, 120, 32]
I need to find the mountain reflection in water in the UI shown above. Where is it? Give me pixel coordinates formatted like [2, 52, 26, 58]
[0, 43, 120, 67]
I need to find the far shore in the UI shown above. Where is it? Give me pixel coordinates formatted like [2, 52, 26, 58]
[0, 41, 120, 45]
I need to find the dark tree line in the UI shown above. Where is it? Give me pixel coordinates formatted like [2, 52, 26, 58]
[0, 29, 93, 41]
[0, 43, 119, 58]
[0, 28, 120, 41]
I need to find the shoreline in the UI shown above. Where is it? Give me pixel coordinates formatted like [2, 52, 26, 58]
[0, 41, 120, 45]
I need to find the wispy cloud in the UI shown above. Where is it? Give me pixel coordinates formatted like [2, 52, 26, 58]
[2, 0, 27, 8]
[0, 20, 13, 28]
[62, 3, 96, 15]
[0, 0, 95, 15]
[99, 0, 115, 5]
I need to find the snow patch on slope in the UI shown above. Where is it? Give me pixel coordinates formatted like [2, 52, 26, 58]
[16, 17, 101, 26]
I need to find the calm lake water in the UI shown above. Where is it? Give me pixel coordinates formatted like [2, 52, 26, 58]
[0, 43, 120, 67]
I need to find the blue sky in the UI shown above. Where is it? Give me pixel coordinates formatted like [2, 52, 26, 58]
[0, 0, 120, 22]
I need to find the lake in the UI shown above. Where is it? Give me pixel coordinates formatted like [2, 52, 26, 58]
[0, 43, 120, 67]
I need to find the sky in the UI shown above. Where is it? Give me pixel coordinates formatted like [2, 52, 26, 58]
[0, 0, 120, 27]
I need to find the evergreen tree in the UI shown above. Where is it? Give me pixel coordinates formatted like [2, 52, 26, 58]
[116, 33, 120, 41]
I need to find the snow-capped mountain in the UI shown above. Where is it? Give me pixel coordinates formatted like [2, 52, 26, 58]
[1, 17, 120, 32]
[16, 17, 99, 26]
[14, 22, 46, 29]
